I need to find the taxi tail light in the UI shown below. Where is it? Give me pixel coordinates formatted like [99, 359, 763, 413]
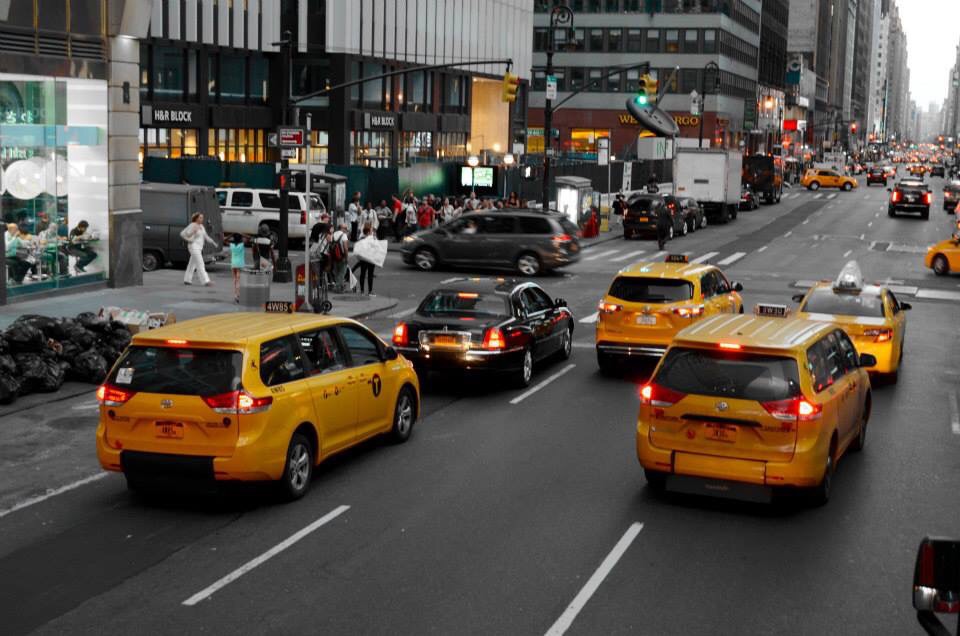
[864, 328, 893, 343]
[761, 396, 822, 422]
[598, 301, 622, 314]
[640, 383, 686, 408]
[891, 190, 902, 203]
[482, 327, 506, 350]
[393, 322, 409, 347]
[203, 390, 272, 414]
[923, 192, 932, 205]
[97, 384, 136, 406]
[673, 305, 704, 318]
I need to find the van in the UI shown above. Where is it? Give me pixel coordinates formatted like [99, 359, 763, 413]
[216, 188, 325, 246]
[141, 183, 223, 272]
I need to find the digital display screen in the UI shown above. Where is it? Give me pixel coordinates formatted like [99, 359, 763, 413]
[460, 166, 473, 186]
[473, 167, 494, 187]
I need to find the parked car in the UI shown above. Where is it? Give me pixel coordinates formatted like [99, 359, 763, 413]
[801, 169, 858, 191]
[739, 185, 760, 210]
[622, 194, 682, 240]
[866, 166, 887, 186]
[216, 188, 325, 246]
[140, 183, 223, 272]
[675, 196, 706, 232]
[888, 180, 932, 220]
[400, 210, 581, 276]
[943, 180, 960, 212]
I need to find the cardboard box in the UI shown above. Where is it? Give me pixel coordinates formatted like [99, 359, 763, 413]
[98, 307, 176, 333]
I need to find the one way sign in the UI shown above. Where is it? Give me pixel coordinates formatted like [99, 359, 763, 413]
[268, 132, 279, 147]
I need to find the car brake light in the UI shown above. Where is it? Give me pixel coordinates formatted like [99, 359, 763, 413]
[237, 392, 273, 414]
[639, 383, 686, 407]
[97, 384, 136, 406]
[762, 396, 822, 421]
[718, 342, 742, 350]
[864, 328, 893, 342]
[166, 339, 188, 345]
[673, 305, 704, 318]
[457, 292, 479, 299]
[552, 233, 573, 243]
[482, 327, 506, 350]
[923, 192, 932, 205]
[393, 322, 409, 347]
[202, 390, 272, 414]
[891, 190, 902, 203]
[597, 301, 622, 314]
[300, 210, 307, 224]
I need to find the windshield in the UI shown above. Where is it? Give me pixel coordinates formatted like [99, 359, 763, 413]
[627, 199, 659, 213]
[418, 290, 510, 318]
[108, 346, 243, 395]
[607, 277, 693, 303]
[656, 347, 801, 401]
[801, 288, 885, 318]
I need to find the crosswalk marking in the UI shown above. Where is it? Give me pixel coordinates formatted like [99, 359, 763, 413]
[690, 252, 717, 264]
[814, 193, 823, 199]
[611, 249, 647, 262]
[579, 312, 599, 324]
[827, 193, 838, 199]
[649, 250, 666, 261]
[584, 249, 621, 262]
[788, 193, 800, 199]
[716, 252, 746, 266]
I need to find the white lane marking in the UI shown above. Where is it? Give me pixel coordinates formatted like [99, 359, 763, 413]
[183, 505, 350, 606]
[0, 472, 109, 520]
[783, 231, 792, 238]
[648, 250, 666, 261]
[802, 219, 809, 225]
[71, 402, 101, 411]
[440, 277, 460, 284]
[842, 249, 853, 258]
[544, 522, 645, 636]
[789, 193, 800, 199]
[584, 249, 621, 262]
[869, 241, 877, 250]
[813, 193, 823, 199]
[794, 280, 817, 288]
[757, 245, 768, 253]
[827, 193, 837, 199]
[950, 391, 960, 435]
[579, 312, 599, 324]
[867, 221, 873, 228]
[888, 285, 918, 296]
[916, 289, 960, 302]
[716, 252, 746, 266]
[611, 249, 646, 262]
[510, 364, 577, 405]
[572, 342, 594, 349]
[874, 212, 880, 218]
[859, 234, 866, 240]
[388, 307, 416, 319]
[690, 252, 717, 264]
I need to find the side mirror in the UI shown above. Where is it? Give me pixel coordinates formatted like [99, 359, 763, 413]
[913, 537, 960, 616]
[731, 282, 743, 292]
[554, 297, 567, 309]
[901, 302, 912, 311]
[859, 353, 877, 368]
[382, 345, 399, 361]
[791, 293, 805, 303]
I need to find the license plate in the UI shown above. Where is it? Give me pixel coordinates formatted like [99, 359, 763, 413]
[156, 421, 184, 439]
[569, 243, 580, 252]
[906, 195, 916, 202]
[638, 217, 648, 222]
[636, 315, 656, 325]
[704, 423, 737, 443]
[431, 335, 460, 346]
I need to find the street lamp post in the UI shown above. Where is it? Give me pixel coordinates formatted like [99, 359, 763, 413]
[541, 5, 574, 211]
[698, 61, 719, 149]
[272, 31, 293, 283]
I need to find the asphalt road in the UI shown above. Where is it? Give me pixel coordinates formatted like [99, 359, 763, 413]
[2, 172, 960, 635]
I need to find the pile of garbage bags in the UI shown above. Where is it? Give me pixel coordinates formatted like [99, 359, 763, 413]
[0, 313, 132, 405]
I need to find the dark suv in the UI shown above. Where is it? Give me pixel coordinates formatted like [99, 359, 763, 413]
[401, 210, 581, 276]
[623, 194, 685, 240]
[888, 180, 931, 220]
[866, 166, 887, 186]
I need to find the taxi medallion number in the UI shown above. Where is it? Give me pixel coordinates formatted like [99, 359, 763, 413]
[156, 421, 184, 439]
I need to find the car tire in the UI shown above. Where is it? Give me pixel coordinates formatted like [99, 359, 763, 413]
[808, 439, 836, 506]
[278, 432, 314, 501]
[597, 351, 617, 376]
[851, 395, 870, 452]
[413, 247, 438, 271]
[668, 226, 675, 240]
[933, 254, 949, 276]
[516, 252, 541, 277]
[842, 182, 852, 191]
[643, 469, 667, 492]
[557, 325, 573, 361]
[142, 250, 161, 273]
[680, 219, 688, 236]
[389, 387, 417, 443]
[687, 217, 695, 233]
[888, 208, 895, 218]
[809, 181, 820, 191]
[514, 347, 534, 388]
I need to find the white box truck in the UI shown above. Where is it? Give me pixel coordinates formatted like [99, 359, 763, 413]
[674, 148, 742, 223]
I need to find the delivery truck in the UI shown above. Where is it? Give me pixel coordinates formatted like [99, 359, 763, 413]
[675, 148, 742, 224]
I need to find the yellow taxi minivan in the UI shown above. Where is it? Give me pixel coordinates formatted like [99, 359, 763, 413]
[637, 305, 874, 505]
[801, 169, 858, 191]
[596, 254, 743, 372]
[96, 312, 420, 500]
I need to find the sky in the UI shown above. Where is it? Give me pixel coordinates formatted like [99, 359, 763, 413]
[897, 0, 960, 111]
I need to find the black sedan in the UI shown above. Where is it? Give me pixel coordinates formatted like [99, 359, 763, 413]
[888, 180, 931, 220]
[392, 278, 574, 387]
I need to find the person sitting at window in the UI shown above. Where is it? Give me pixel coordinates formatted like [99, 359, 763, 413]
[67, 220, 97, 273]
[4, 223, 30, 284]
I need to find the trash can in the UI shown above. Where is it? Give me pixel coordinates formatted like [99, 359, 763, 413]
[239, 267, 271, 308]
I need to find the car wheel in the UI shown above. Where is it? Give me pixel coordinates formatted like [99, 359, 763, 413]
[851, 395, 870, 451]
[389, 387, 417, 443]
[597, 351, 617, 376]
[933, 254, 949, 275]
[413, 247, 438, 271]
[668, 225, 675, 240]
[557, 325, 573, 361]
[680, 219, 688, 236]
[842, 182, 852, 191]
[514, 347, 533, 388]
[888, 208, 895, 218]
[643, 469, 667, 492]
[687, 217, 695, 233]
[278, 432, 314, 501]
[516, 252, 541, 276]
[142, 250, 161, 273]
[809, 181, 820, 191]
[809, 439, 836, 506]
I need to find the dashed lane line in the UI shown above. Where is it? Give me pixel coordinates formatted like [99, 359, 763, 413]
[827, 193, 838, 199]
[584, 249, 621, 262]
[579, 312, 599, 324]
[440, 277, 461, 284]
[950, 391, 960, 435]
[813, 193, 824, 199]
[690, 252, 717, 264]
[0, 472, 109, 520]
[510, 364, 577, 405]
[843, 250, 853, 258]
[783, 231, 792, 238]
[716, 252, 746, 266]
[757, 245, 768, 253]
[388, 307, 416, 319]
[611, 249, 647, 262]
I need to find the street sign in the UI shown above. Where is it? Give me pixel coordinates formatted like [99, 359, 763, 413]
[597, 137, 609, 166]
[281, 148, 298, 159]
[277, 126, 306, 147]
[267, 132, 279, 147]
[546, 76, 557, 100]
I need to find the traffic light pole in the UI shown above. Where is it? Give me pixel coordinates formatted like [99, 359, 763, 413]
[541, 5, 574, 212]
[273, 32, 293, 283]
[698, 61, 718, 149]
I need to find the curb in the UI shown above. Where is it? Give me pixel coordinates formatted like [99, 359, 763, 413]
[0, 383, 93, 419]
[352, 297, 399, 320]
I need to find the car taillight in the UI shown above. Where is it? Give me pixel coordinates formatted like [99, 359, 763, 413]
[761, 396, 822, 421]
[864, 328, 893, 342]
[639, 383, 687, 407]
[482, 327, 506, 350]
[97, 384, 136, 406]
[552, 233, 573, 244]
[923, 192, 932, 205]
[891, 190, 902, 203]
[597, 301, 622, 314]
[300, 210, 307, 224]
[202, 390, 272, 414]
[673, 305, 704, 318]
[393, 322, 409, 347]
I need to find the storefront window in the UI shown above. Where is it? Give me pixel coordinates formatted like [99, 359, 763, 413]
[305, 131, 328, 164]
[0, 75, 109, 296]
[436, 132, 467, 160]
[399, 131, 433, 166]
[154, 46, 184, 100]
[350, 130, 392, 167]
[569, 129, 610, 153]
[220, 54, 245, 104]
[250, 56, 269, 104]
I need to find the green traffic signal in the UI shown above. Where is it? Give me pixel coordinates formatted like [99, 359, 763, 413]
[635, 93, 648, 106]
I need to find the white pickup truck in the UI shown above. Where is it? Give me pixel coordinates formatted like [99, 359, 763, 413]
[216, 188, 327, 245]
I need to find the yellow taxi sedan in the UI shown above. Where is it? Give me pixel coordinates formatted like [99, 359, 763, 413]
[595, 254, 743, 372]
[925, 233, 960, 276]
[801, 169, 858, 191]
[637, 304, 874, 505]
[96, 312, 420, 500]
[793, 262, 910, 379]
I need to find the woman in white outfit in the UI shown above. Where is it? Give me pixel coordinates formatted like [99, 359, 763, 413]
[183, 213, 218, 286]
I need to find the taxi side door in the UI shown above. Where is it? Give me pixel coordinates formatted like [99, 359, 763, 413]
[699, 270, 734, 315]
[820, 170, 840, 188]
[822, 331, 860, 447]
[296, 327, 357, 454]
[806, 336, 846, 445]
[257, 334, 319, 453]
[885, 291, 908, 356]
[835, 330, 867, 435]
[714, 270, 742, 313]
[337, 324, 394, 440]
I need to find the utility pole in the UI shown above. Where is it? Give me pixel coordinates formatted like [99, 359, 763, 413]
[698, 61, 719, 149]
[273, 31, 293, 283]
[541, 5, 573, 211]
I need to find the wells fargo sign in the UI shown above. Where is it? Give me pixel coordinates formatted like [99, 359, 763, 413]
[618, 113, 701, 127]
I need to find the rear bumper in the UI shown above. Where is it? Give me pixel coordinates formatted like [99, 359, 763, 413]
[854, 340, 899, 374]
[596, 341, 667, 358]
[396, 345, 526, 373]
[890, 204, 929, 213]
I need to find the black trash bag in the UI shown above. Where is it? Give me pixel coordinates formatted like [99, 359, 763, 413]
[61, 323, 96, 350]
[106, 332, 132, 351]
[36, 357, 65, 392]
[98, 345, 122, 366]
[71, 349, 109, 384]
[60, 340, 84, 362]
[76, 312, 107, 331]
[0, 353, 17, 376]
[0, 372, 20, 404]
[5, 323, 46, 353]
[14, 314, 60, 337]
[14, 352, 47, 392]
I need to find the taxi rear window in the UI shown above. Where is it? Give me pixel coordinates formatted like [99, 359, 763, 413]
[802, 288, 885, 318]
[607, 277, 693, 303]
[108, 346, 242, 395]
[656, 347, 801, 402]
[418, 290, 509, 317]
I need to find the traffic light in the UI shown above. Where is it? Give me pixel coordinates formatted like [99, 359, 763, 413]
[501, 72, 519, 103]
[632, 74, 658, 108]
[850, 122, 858, 134]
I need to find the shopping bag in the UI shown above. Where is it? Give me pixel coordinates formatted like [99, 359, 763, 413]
[353, 238, 388, 267]
[347, 267, 359, 290]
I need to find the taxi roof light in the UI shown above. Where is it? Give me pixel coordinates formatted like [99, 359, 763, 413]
[754, 303, 789, 317]
[833, 261, 864, 292]
[665, 254, 689, 263]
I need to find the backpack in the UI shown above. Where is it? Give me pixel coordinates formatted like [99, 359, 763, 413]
[330, 233, 347, 262]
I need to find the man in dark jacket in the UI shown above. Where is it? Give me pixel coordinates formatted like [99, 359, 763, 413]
[655, 201, 672, 250]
